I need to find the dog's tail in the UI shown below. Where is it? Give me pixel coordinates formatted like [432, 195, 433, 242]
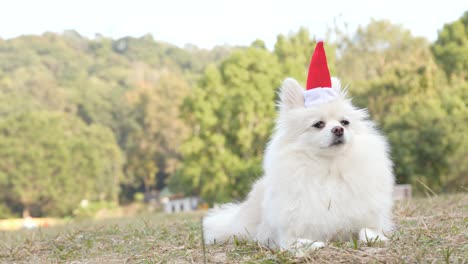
[203, 203, 245, 244]
[203, 179, 264, 244]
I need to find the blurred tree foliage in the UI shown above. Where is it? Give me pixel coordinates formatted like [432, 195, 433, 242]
[171, 45, 281, 202]
[125, 70, 189, 193]
[431, 11, 467, 81]
[0, 111, 122, 217]
[0, 13, 466, 215]
[0, 32, 231, 216]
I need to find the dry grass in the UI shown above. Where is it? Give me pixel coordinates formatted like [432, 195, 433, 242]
[1, 194, 467, 263]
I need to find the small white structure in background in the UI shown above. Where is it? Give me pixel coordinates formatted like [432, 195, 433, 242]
[162, 196, 200, 213]
[22, 216, 37, 229]
[393, 184, 412, 200]
[80, 199, 89, 208]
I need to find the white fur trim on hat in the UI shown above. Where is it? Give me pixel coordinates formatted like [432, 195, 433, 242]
[303, 77, 341, 107]
[303, 88, 338, 107]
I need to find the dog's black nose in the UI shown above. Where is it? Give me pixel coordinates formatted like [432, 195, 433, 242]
[332, 126, 344, 137]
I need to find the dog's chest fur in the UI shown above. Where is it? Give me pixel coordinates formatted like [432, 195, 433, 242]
[262, 149, 392, 241]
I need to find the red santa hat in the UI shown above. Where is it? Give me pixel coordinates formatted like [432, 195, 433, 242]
[306, 41, 331, 89]
[303, 40, 338, 107]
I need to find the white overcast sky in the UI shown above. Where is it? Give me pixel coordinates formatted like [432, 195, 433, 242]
[0, 0, 466, 49]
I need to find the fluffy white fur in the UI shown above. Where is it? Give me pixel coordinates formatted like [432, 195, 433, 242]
[203, 78, 394, 250]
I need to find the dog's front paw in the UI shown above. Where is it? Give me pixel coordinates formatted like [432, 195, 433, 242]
[288, 239, 325, 257]
[359, 228, 388, 242]
[295, 239, 326, 249]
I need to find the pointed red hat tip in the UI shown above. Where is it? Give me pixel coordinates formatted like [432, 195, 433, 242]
[306, 41, 332, 90]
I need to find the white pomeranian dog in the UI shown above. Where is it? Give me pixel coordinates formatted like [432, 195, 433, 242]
[203, 77, 394, 250]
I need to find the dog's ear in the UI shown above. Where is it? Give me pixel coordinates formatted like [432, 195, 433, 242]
[279, 78, 304, 110]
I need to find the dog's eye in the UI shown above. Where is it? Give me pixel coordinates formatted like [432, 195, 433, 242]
[340, 120, 350, 126]
[313, 121, 325, 129]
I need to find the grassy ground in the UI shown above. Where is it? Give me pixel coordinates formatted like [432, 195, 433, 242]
[1, 194, 467, 263]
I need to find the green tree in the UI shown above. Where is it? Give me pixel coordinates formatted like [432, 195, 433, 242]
[0, 112, 123, 217]
[125, 70, 189, 192]
[335, 20, 439, 93]
[173, 44, 282, 203]
[431, 11, 468, 81]
[429, 12, 468, 191]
